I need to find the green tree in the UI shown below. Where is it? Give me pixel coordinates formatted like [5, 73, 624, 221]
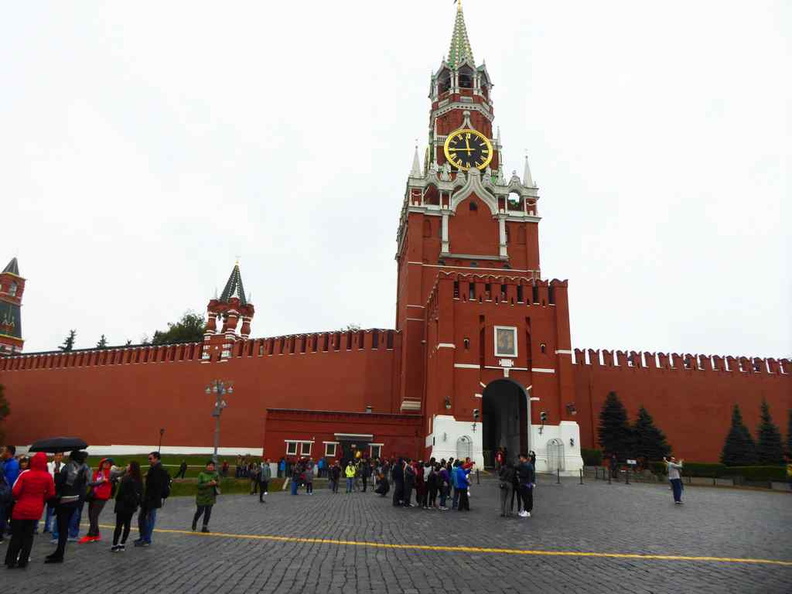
[151, 311, 205, 345]
[755, 400, 784, 465]
[720, 404, 757, 466]
[787, 409, 792, 458]
[597, 391, 633, 459]
[59, 329, 77, 352]
[96, 335, 108, 349]
[631, 406, 672, 461]
[0, 384, 9, 442]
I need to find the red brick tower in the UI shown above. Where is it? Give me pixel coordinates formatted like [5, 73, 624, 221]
[0, 257, 24, 355]
[202, 262, 255, 363]
[395, 3, 581, 472]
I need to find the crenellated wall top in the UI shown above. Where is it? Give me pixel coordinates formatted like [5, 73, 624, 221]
[573, 348, 791, 375]
[0, 328, 400, 373]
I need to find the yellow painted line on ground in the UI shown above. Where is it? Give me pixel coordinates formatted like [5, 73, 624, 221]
[95, 524, 791, 567]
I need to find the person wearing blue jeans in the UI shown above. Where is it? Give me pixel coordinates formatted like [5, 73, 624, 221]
[50, 505, 81, 542]
[345, 462, 356, 493]
[134, 452, 168, 547]
[664, 456, 684, 504]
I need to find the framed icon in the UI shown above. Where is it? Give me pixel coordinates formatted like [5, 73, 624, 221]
[494, 326, 518, 358]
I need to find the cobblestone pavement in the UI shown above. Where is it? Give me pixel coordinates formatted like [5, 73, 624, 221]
[3, 478, 791, 593]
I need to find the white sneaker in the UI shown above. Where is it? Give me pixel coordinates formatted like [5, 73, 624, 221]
[518, 511, 527, 518]
[525, 512, 531, 518]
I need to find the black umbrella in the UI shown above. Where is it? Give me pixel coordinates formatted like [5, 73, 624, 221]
[28, 437, 88, 453]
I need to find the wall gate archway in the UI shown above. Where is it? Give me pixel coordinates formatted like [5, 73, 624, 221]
[482, 378, 530, 468]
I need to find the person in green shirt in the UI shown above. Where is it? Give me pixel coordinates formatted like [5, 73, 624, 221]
[192, 461, 220, 533]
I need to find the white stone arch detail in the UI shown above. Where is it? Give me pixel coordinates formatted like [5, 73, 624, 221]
[456, 435, 473, 460]
[449, 168, 498, 215]
[546, 438, 565, 471]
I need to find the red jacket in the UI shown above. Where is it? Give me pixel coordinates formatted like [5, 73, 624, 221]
[90, 458, 113, 501]
[12, 452, 55, 520]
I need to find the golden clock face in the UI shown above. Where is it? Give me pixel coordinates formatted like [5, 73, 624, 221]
[443, 129, 494, 171]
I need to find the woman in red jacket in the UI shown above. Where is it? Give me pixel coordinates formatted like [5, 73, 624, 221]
[5, 452, 55, 569]
[80, 458, 113, 543]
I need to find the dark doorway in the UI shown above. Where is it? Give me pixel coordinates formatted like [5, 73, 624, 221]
[338, 439, 369, 465]
[482, 379, 528, 468]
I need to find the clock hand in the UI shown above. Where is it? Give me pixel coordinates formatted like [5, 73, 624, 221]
[449, 147, 474, 153]
[466, 138, 472, 151]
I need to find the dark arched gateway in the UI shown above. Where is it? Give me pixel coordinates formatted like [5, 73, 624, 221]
[481, 379, 529, 468]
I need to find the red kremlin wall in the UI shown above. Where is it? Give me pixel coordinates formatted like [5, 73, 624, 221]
[572, 349, 791, 461]
[0, 329, 411, 458]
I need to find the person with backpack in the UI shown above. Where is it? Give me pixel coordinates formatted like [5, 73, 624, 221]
[80, 458, 113, 543]
[192, 461, 219, 533]
[46, 450, 90, 564]
[133, 451, 170, 547]
[111, 461, 143, 552]
[4, 452, 54, 568]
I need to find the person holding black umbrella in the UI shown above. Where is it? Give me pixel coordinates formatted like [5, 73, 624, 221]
[46, 450, 90, 564]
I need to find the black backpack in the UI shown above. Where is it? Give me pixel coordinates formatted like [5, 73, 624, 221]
[161, 469, 173, 500]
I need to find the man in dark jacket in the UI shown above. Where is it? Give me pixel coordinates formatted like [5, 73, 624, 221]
[134, 452, 169, 547]
[403, 459, 415, 507]
[391, 458, 404, 507]
[516, 453, 535, 518]
[45, 450, 89, 563]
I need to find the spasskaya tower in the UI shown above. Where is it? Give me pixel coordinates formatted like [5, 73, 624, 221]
[395, 1, 582, 472]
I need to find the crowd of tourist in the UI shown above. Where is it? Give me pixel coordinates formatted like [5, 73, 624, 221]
[0, 442, 538, 570]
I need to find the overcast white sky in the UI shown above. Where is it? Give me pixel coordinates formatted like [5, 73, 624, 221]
[1, 1, 790, 358]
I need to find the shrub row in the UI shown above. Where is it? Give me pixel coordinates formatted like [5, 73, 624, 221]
[649, 462, 785, 482]
[169, 478, 286, 498]
[581, 448, 603, 466]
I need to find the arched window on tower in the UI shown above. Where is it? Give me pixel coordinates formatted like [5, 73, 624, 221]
[438, 69, 451, 95]
[458, 66, 474, 89]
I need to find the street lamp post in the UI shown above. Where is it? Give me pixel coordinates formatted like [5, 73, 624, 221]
[205, 380, 234, 463]
[158, 428, 165, 453]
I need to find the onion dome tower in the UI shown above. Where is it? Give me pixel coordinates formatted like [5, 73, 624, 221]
[0, 257, 25, 355]
[202, 262, 255, 362]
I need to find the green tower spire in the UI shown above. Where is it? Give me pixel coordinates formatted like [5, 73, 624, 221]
[448, 0, 475, 69]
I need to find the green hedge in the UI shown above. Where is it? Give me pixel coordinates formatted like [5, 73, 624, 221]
[168, 478, 286, 498]
[646, 462, 784, 483]
[719, 466, 785, 482]
[680, 462, 727, 478]
[581, 448, 602, 466]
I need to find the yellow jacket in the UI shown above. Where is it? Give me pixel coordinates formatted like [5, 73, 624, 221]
[345, 465, 356, 478]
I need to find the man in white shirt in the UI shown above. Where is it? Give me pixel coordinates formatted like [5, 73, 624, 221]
[43, 453, 64, 533]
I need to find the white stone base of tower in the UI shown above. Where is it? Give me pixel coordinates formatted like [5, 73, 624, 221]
[427, 414, 584, 476]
